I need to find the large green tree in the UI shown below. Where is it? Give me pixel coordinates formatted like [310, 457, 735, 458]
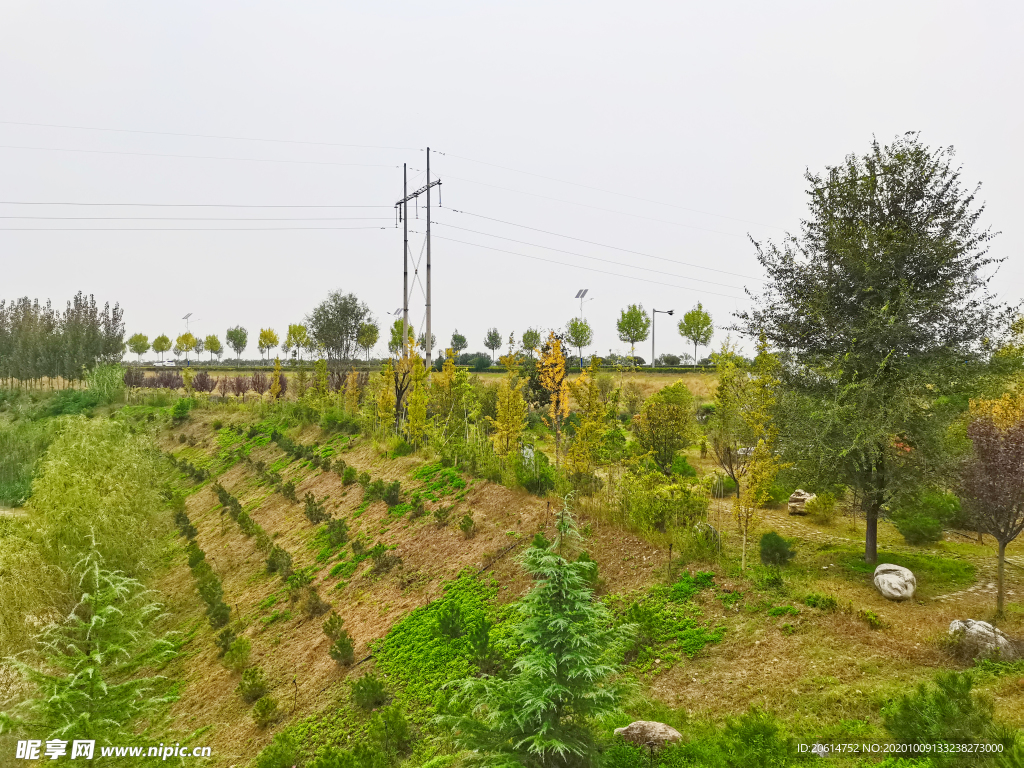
[306, 290, 371, 363]
[225, 326, 248, 364]
[565, 318, 593, 369]
[484, 328, 502, 364]
[738, 134, 1010, 563]
[388, 320, 415, 356]
[127, 333, 150, 362]
[450, 330, 468, 356]
[521, 328, 541, 359]
[204, 334, 223, 361]
[678, 302, 713, 364]
[357, 320, 379, 361]
[616, 304, 650, 365]
[152, 334, 171, 362]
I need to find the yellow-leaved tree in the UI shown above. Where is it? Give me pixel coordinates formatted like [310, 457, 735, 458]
[344, 370, 362, 414]
[565, 357, 605, 482]
[539, 332, 571, 466]
[377, 360, 397, 433]
[312, 358, 329, 400]
[430, 350, 472, 457]
[489, 335, 527, 457]
[405, 352, 429, 447]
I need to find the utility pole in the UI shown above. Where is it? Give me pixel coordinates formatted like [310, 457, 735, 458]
[402, 164, 409, 359]
[394, 149, 441, 368]
[425, 147, 432, 370]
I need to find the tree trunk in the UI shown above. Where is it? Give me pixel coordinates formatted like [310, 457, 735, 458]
[997, 540, 1006, 617]
[865, 504, 878, 564]
[741, 527, 747, 571]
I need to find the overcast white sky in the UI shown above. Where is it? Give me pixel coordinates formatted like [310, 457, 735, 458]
[1, 1, 1022, 362]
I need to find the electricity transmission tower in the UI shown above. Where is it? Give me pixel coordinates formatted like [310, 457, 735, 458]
[395, 148, 441, 368]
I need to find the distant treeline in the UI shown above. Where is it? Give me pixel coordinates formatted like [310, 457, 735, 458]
[0, 293, 125, 388]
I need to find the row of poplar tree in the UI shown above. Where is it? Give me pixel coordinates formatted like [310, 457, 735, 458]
[0, 293, 125, 388]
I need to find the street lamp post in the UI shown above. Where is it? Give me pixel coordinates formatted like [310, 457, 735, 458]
[652, 308, 674, 368]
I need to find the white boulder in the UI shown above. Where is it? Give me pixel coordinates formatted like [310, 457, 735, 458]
[788, 489, 816, 515]
[873, 563, 916, 601]
[613, 721, 683, 749]
[949, 620, 1019, 661]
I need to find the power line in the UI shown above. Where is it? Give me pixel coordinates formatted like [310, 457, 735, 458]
[415, 169, 751, 237]
[446, 208, 766, 282]
[0, 144, 398, 168]
[435, 150, 785, 230]
[0, 201, 390, 208]
[0, 120, 419, 151]
[0, 226, 389, 231]
[414, 230, 750, 301]
[433, 221, 747, 292]
[0, 216, 393, 221]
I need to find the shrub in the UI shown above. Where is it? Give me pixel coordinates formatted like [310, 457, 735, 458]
[236, 666, 270, 703]
[215, 627, 236, 657]
[369, 543, 401, 574]
[804, 492, 838, 524]
[435, 602, 465, 639]
[804, 593, 839, 611]
[883, 672, 995, 750]
[207, 600, 231, 629]
[333, 458, 347, 475]
[329, 632, 356, 666]
[670, 453, 698, 477]
[357, 471, 371, 487]
[323, 611, 345, 640]
[342, 466, 358, 485]
[459, 513, 475, 539]
[266, 546, 293, 577]
[433, 505, 452, 527]
[352, 673, 389, 710]
[304, 492, 331, 524]
[281, 479, 298, 502]
[368, 705, 413, 756]
[253, 733, 297, 768]
[892, 510, 945, 545]
[252, 696, 280, 728]
[326, 518, 349, 546]
[302, 588, 331, 617]
[365, 478, 387, 502]
[388, 437, 414, 457]
[383, 480, 402, 506]
[409, 494, 427, 519]
[468, 615, 496, 672]
[223, 637, 252, 672]
[759, 531, 795, 566]
[891, 490, 959, 545]
[858, 608, 887, 630]
[211, 419, 224, 430]
[171, 397, 193, 422]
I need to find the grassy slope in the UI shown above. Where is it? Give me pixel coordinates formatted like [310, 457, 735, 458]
[149, 403, 1023, 767]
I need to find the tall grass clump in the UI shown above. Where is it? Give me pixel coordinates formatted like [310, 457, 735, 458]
[0, 418, 58, 506]
[28, 416, 164, 580]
